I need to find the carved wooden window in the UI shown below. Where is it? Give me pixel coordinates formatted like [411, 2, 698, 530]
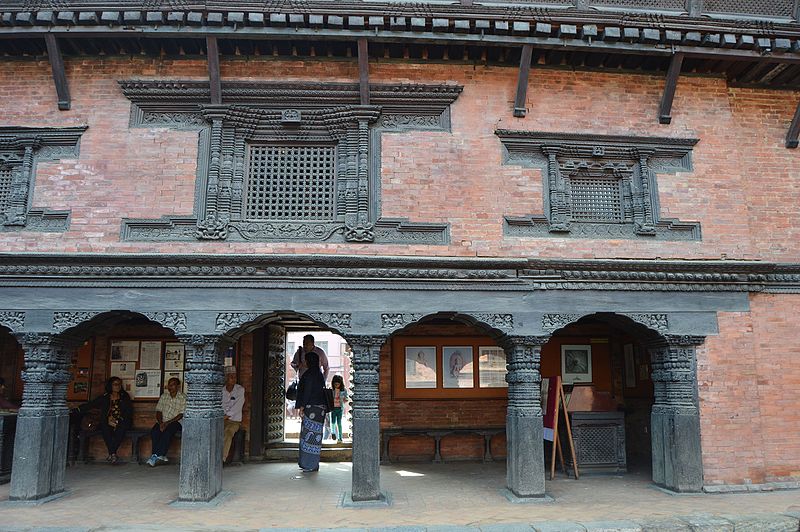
[497, 131, 701, 241]
[569, 172, 624, 223]
[244, 144, 337, 221]
[0, 126, 85, 233]
[0, 166, 12, 213]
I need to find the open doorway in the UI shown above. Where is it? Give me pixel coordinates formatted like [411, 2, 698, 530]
[283, 330, 352, 444]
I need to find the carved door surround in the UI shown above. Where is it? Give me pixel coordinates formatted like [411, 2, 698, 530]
[496, 130, 701, 240]
[0, 126, 86, 233]
[119, 81, 463, 244]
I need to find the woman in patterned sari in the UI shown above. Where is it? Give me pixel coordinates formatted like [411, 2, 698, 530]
[295, 350, 326, 472]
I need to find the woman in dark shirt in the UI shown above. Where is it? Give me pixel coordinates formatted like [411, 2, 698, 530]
[76, 376, 134, 464]
[295, 350, 326, 472]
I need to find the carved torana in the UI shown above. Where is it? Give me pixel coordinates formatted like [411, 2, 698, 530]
[497, 131, 701, 241]
[380, 313, 423, 332]
[52, 311, 96, 333]
[309, 313, 352, 330]
[623, 313, 669, 332]
[0, 311, 24, 332]
[542, 313, 581, 333]
[474, 313, 514, 330]
[215, 312, 262, 333]
[144, 312, 187, 333]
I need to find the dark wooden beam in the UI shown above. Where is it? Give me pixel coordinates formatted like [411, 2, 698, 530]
[206, 35, 221, 104]
[44, 34, 70, 111]
[513, 43, 534, 118]
[786, 99, 800, 148]
[658, 52, 684, 125]
[358, 37, 369, 105]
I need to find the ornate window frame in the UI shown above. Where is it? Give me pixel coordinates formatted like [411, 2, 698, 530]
[119, 81, 463, 244]
[0, 126, 86, 233]
[496, 130, 701, 240]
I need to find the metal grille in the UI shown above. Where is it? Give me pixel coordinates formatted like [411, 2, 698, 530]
[576, 426, 619, 464]
[589, 0, 684, 9]
[570, 175, 623, 222]
[0, 167, 13, 213]
[245, 145, 336, 221]
[704, 0, 794, 16]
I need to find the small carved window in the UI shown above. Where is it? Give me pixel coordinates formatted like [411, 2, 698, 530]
[0, 167, 12, 213]
[569, 174, 623, 223]
[244, 145, 337, 221]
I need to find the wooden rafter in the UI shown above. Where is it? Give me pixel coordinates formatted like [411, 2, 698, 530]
[358, 38, 369, 105]
[206, 36, 221, 105]
[513, 44, 533, 118]
[658, 52, 684, 125]
[785, 100, 800, 148]
[44, 34, 70, 111]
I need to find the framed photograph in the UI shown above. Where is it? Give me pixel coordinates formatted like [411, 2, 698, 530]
[561, 345, 592, 384]
[623, 343, 636, 388]
[165, 342, 184, 370]
[110, 340, 139, 361]
[443, 346, 474, 389]
[478, 346, 507, 388]
[404, 346, 437, 388]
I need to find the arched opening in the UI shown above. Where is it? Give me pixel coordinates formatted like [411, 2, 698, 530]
[381, 313, 509, 464]
[543, 313, 664, 479]
[0, 325, 22, 483]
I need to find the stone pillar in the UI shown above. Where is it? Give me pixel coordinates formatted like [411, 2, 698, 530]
[177, 334, 229, 502]
[649, 335, 704, 493]
[504, 335, 548, 498]
[348, 335, 386, 501]
[9, 333, 75, 501]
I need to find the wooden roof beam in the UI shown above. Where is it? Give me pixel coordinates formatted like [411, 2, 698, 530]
[358, 37, 369, 105]
[206, 35, 221, 104]
[44, 34, 70, 110]
[513, 43, 533, 118]
[658, 52, 684, 124]
[786, 100, 800, 148]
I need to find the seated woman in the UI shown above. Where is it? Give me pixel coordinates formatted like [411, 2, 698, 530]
[75, 376, 134, 464]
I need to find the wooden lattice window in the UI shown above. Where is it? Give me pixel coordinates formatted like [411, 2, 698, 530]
[569, 175, 624, 223]
[0, 167, 13, 213]
[244, 145, 337, 221]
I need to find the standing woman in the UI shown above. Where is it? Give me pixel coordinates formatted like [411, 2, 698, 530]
[75, 376, 134, 464]
[295, 350, 326, 472]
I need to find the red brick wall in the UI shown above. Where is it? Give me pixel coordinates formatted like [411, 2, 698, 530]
[699, 294, 800, 485]
[0, 57, 799, 261]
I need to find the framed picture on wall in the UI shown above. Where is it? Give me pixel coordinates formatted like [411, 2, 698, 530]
[404, 346, 437, 388]
[442, 346, 474, 389]
[561, 345, 592, 384]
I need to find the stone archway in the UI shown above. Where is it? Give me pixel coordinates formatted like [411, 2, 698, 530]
[542, 312, 704, 492]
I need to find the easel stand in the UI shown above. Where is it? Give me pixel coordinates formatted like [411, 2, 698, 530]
[549, 376, 580, 480]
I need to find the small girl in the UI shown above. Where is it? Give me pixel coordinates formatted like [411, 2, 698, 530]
[330, 375, 349, 443]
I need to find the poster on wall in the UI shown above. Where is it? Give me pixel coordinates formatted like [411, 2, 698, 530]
[165, 343, 185, 371]
[110, 340, 139, 361]
[134, 369, 163, 398]
[110, 362, 136, 380]
[404, 346, 437, 388]
[478, 346, 507, 388]
[443, 346, 474, 389]
[139, 341, 163, 369]
[561, 345, 592, 384]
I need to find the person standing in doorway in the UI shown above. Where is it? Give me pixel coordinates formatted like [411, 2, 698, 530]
[222, 366, 245, 464]
[291, 334, 330, 382]
[295, 350, 326, 472]
[146, 377, 185, 467]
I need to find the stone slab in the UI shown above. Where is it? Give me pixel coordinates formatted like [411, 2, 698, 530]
[500, 488, 554, 504]
[168, 489, 233, 508]
[582, 520, 642, 532]
[339, 490, 392, 508]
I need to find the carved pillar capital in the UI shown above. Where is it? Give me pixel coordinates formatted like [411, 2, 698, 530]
[347, 335, 386, 421]
[503, 335, 546, 418]
[176, 334, 230, 419]
[649, 336, 702, 414]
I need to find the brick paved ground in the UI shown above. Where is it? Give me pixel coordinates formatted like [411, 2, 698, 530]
[1, 462, 799, 530]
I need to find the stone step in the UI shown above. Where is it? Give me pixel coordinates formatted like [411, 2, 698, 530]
[262, 442, 353, 462]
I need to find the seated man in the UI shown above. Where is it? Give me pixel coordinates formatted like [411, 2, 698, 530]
[146, 377, 186, 467]
[222, 367, 245, 464]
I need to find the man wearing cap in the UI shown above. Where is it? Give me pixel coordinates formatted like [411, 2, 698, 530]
[222, 367, 245, 463]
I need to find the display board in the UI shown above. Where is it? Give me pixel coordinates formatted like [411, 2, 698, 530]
[108, 339, 185, 400]
[66, 339, 94, 402]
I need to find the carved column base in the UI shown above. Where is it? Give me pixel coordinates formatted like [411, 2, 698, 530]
[178, 416, 224, 502]
[506, 414, 546, 498]
[651, 409, 702, 492]
[9, 412, 69, 501]
[351, 417, 381, 501]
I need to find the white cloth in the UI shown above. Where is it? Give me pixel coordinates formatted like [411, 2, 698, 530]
[156, 391, 186, 422]
[223, 383, 245, 422]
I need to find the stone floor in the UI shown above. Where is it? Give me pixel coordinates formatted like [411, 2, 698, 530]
[0, 462, 799, 530]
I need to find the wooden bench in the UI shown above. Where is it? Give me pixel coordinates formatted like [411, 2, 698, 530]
[381, 426, 505, 464]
